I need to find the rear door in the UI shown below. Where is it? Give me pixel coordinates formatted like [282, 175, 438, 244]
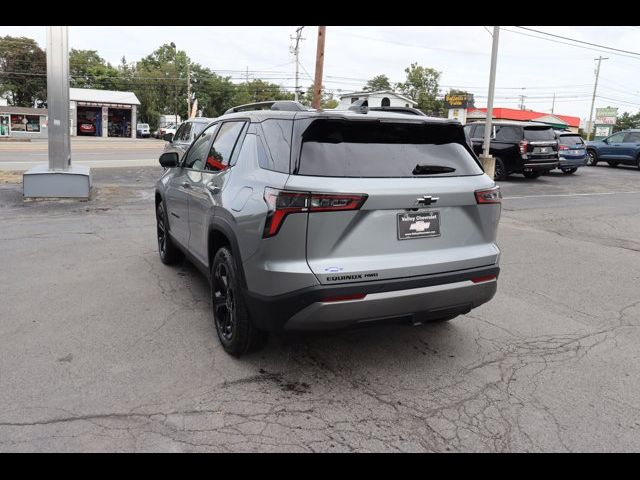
[558, 134, 586, 158]
[286, 118, 500, 285]
[621, 132, 640, 162]
[523, 126, 558, 163]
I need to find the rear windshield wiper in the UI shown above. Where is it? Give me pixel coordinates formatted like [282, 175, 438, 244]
[412, 164, 456, 175]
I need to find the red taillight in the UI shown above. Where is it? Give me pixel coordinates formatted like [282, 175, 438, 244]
[263, 188, 368, 238]
[519, 140, 529, 155]
[472, 274, 497, 283]
[321, 293, 367, 302]
[559, 145, 569, 151]
[475, 186, 501, 204]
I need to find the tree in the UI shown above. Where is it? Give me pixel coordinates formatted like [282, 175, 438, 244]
[70, 49, 120, 90]
[613, 111, 640, 132]
[363, 74, 392, 92]
[0, 36, 46, 106]
[301, 83, 338, 109]
[231, 79, 294, 107]
[396, 63, 443, 116]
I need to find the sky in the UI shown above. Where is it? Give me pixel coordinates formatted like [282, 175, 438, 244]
[3, 25, 640, 124]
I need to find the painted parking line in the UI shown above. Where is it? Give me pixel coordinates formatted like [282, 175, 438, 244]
[504, 191, 640, 200]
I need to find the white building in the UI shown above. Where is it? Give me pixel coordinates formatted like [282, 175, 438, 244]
[336, 90, 417, 110]
[69, 88, 141, 138]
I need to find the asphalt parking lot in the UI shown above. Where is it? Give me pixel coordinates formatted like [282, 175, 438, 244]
[1, 164, 639, 452]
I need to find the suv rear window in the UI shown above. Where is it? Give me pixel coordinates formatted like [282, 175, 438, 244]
[298, 119, 482, 178]
[558, 134, 584, 146]
[524, 127, 556, 141]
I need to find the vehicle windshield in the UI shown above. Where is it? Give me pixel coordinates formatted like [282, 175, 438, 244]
[524, 127, 556, 141]
[298, 119, 483, 178]
[138, 124, 149, 128]
[558, 135, 584, 146]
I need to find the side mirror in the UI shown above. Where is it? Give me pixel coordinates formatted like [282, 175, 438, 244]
[159, 152, 179, 168]
[162, 133, 174, 142]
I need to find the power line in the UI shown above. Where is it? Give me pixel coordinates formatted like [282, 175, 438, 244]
[515, 26, 640, 57]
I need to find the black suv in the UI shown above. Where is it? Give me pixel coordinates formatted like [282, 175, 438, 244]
[464, 121, 559, 180]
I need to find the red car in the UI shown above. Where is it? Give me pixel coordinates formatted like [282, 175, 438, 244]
[79, 122, 96, 135]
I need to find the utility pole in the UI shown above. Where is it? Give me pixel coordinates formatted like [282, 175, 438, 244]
[312, 26, 326, 110]
[481, 26, 500, 179]
[187, 60, 191, 119]
[551, 92, 555, 114]
[587, 56, 608, 140]
[171, 42, 178, 126]
[519, 94, 525, 110]
[290, 26, 305, 102]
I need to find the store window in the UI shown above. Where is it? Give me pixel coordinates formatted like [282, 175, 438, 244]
[10, 114, 40, 132]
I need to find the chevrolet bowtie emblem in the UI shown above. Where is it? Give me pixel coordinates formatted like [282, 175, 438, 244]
[415, 195, 439, 206]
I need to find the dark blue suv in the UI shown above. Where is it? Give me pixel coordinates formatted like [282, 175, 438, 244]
[586, 129, 640, 169]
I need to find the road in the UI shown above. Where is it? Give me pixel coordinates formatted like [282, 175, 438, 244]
[0, 137, 165, 170]
[0, 164, 639, 452]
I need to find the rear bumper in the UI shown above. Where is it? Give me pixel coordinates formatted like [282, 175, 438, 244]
[244, 265, 499, 331]
[523, 161, 559, 171]
[559, 156, 586, 168]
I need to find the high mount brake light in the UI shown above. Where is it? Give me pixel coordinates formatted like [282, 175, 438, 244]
[475, 186, 501, 204]
[263, 188, 368, 238]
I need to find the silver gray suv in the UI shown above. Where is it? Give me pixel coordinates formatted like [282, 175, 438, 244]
[155, 101, 502, 356]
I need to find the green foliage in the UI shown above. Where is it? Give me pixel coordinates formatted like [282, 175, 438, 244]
[70, 49, 120, 90]
[396, 63, 444, 116]
[613, 111, 640, 132]
[363, 74, 392, 92]
[0, 36, 46, 106]
[301, 83, 337, 109]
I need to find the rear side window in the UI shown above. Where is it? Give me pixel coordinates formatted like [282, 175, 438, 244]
[260, 119, 292, 173]
[558, 135, 584, 146]
[297, 119, 483, 178]
[494, 125, 522, 142]
[623, 132, 640, 142]
[472, 124, 485, 139]
[524, 127, 556, 141]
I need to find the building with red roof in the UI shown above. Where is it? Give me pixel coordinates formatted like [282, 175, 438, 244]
[467, 107, 581, 133]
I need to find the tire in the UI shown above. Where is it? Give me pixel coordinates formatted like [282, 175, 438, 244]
[156, 202, 183, 265]
[493, 157, 507, 181]
[607, 161, 619, 167]
[523, 171, 541, 179]
[562, 168, 577, 174]
[211, 247, 268, 356]
[586, 150, 598, 166]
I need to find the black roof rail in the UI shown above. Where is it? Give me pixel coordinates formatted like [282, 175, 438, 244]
[223, 100, 308, 115]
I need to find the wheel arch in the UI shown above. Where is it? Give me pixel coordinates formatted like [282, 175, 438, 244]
[207, 219, 248, 289]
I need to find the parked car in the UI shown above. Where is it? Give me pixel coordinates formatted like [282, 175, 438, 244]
[155, 100, 501, 356]
[158, 123, 177, 141]
[586, 129, 640, 169]
[136, 123, 151, 138]
[554, 130, 587, 174]
[162, 117, 215, 159]
[465, 121, 559, 180]
[78, 122, 96, 136]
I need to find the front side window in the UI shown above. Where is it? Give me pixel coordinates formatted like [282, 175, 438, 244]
[183, 124, 218, 170]
[608, 133, 625, 143]
[204, 121, 246, 172]
[472, 124, 485, 139]
[191, 122, 207, 140]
